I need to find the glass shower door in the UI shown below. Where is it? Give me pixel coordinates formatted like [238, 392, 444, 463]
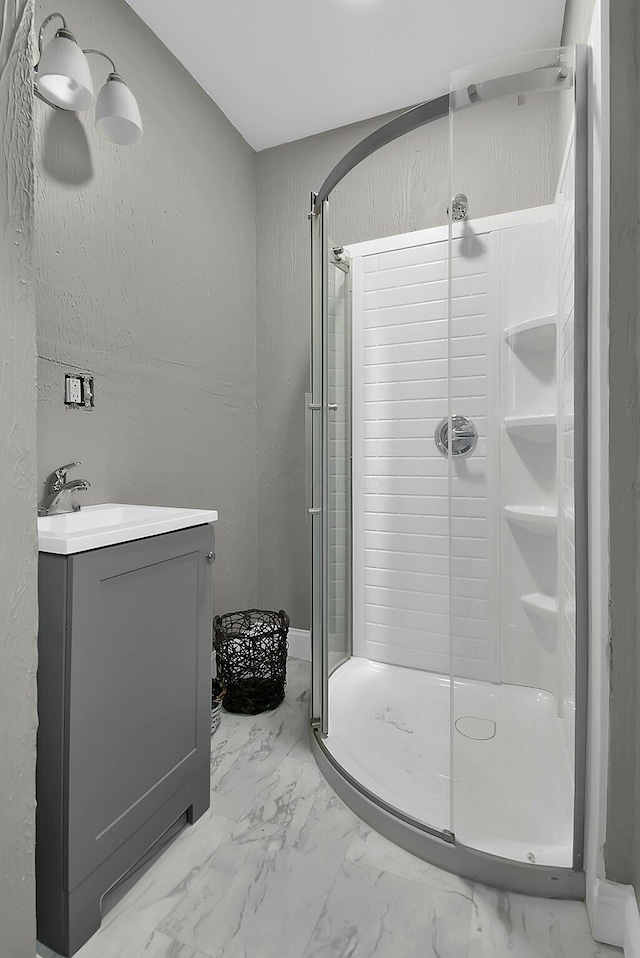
[310, 199, 352, 736]
[326, 245, 353, 676]
[447, 47, 585, 868]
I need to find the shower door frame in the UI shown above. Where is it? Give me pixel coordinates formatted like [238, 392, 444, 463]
[309, 197, 328, 734]
[309, 209, 356, 732]
[309, 45, 589, 899]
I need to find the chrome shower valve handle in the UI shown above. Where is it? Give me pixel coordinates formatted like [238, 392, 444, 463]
[434, 415, 478, 459]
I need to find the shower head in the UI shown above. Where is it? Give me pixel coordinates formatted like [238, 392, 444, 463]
[448, 193, 469, 221]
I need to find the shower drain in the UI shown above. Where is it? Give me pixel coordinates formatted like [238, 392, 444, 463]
[454, 716, 496, 741]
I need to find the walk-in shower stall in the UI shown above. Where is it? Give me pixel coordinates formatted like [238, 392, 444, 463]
[309, 47, 587, 898]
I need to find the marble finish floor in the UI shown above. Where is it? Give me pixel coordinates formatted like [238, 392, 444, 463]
[38, 658, 620, 958]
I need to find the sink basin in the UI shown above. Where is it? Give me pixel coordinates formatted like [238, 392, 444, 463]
[38, 503, 218, 555]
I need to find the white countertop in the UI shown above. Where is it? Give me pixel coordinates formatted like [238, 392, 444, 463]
[38, 503, 218, 555]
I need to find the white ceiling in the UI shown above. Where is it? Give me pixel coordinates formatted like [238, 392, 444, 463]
[124, 0, 567, 151]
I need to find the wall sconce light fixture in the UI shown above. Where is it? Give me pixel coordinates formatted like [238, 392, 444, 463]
[34, 12, 143, 146]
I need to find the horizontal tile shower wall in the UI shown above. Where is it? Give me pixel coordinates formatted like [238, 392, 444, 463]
[352, 228, 500, 681]
[351, 208, 568, 693]
[328, 260, 351, 672]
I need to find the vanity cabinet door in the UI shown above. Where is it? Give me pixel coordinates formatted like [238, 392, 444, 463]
[65, 525, 214, 891]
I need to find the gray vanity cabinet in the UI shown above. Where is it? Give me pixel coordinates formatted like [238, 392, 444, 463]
[36, 524, 215, 957]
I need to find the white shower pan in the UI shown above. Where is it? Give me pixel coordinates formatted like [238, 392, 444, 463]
[325, 657, 573, 868]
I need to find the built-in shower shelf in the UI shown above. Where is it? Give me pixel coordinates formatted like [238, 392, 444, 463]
[504, 505, 558, 536]
[504, 414, 557, 443]
[521, 593, 559, 621]
[504, 315, 557, 351]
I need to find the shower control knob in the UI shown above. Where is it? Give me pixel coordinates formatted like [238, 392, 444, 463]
[434, 415, 478, 459]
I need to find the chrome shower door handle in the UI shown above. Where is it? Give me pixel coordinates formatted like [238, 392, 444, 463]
[434, 415, 478, 459]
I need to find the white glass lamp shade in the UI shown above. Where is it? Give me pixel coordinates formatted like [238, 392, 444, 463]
[95, 76, 143, 145]
[36, 33, 94, 111]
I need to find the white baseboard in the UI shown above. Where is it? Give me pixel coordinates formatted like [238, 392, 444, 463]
[288, 628, 311, 661]
[590, 879, 640, 956]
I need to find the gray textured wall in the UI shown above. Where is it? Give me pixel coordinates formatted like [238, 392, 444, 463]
[605, 0, 640, 896]
[255, 96, 560, 629]
[34, 0, 258, 614]
[0, 1, 39, 954]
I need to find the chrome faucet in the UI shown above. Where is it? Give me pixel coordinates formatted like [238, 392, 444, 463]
[39, 462, 91, 516]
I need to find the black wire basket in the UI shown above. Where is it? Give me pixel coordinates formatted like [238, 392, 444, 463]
[211, 678, 226, 734]
[213, 609, 289, 714]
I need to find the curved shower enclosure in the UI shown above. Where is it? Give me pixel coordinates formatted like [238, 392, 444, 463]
[309, 46, 588, 898]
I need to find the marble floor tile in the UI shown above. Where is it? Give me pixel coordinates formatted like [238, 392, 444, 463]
[282, 655, 312, 695]
[303, 858, 473, 958]
[346, 824, 473, 896]
[123, 930, 213, 958]
[66, 809, 234, 958]
[159, 849, 335, 958]
[468, 886, 622, 958]
[158, 756, 361, 958]
[38, 659, 621, 958]
[228, 757, 359, 861]
[42, 929, 216, 958]
[208, 670, 311, 821]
